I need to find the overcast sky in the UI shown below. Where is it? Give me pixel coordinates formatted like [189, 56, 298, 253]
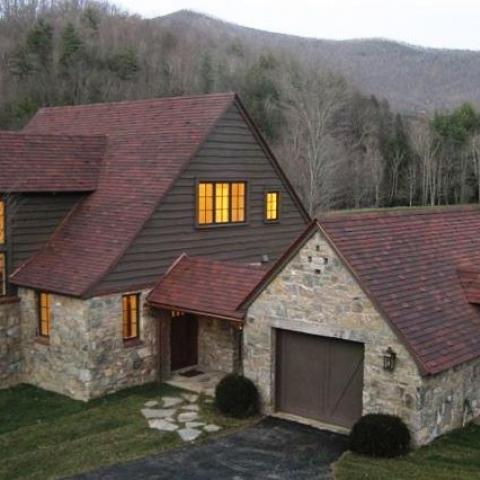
[114, 0, 480, 50]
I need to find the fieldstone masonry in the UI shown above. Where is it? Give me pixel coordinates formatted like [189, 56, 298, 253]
[198, 316, 239, 373]
[20, 288, 158, 400]
[13, 287, 238, 401]
[0, 299, 22, 388]
[243, 230, 480, 445]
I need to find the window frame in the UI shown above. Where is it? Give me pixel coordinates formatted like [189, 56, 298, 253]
[264, 190, 280, 223]
[37, 291, 51, 338]
[122, 293, 140, 342]
[195, 179, 248, 228]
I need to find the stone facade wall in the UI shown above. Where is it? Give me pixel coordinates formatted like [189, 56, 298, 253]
[87, 291, 159, 398]
[198, 317, 239, 373]
[0, 299, 22, 388]
[244, 231, 426, 442]
[20, 288, 158, 400]
[417, 358, 480, 444]
[21, 288, 91, 400]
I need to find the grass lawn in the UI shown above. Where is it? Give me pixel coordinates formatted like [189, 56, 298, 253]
[334, 423, 480, 480]
[0, 383, 254, 480]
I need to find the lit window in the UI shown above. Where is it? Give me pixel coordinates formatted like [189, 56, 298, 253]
[215, 183, 230, 223]
[38, 292, 51, 337]
[197, 182, 246, 225]
[197, 183, 213, 224]
[0, 253, 5, 296]
[123, 294, 140, 340]
[231, 182, 246, 223]
[265, 192, 279, 221]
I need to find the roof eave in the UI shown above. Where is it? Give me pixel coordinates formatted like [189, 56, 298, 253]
[147, 300, 244, 324]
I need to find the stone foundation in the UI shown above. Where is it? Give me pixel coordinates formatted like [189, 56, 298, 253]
[243, 230, 478, 445]
[0, 299, 22, 388]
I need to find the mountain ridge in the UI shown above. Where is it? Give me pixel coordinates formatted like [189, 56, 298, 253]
[154, 9, 480, 113]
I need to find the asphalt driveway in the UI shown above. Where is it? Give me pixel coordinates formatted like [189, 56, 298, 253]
[72, 418, 348, 480]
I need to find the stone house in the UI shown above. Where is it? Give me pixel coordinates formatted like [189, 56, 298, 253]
[0, 93, 309, 400]
[2, 92, 480, 447]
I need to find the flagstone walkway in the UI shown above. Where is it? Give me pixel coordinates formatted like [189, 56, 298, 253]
[140, 392, 221, 443]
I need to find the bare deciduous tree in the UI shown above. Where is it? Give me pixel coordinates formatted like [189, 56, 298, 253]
[280, 67, 348, 215]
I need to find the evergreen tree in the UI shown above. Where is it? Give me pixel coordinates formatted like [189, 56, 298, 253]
[59, 23, 84, 69]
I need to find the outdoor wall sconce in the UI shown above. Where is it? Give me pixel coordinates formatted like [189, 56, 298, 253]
[383, 347, 396, 371]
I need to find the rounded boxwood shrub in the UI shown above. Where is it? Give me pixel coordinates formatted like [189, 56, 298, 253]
[215, 373, 259, 418]
[349, 413, 411, 458]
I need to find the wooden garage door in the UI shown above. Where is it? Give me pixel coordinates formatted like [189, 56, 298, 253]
[275, 330, 364, 429]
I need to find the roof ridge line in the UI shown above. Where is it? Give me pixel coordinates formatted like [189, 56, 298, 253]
[322, 205, 480, 219]
[35, 92, 236, 112]
[1, 130, 107, 140]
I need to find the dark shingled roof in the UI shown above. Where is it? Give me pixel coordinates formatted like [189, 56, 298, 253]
[10, 93, 236, 296]
[0, 131, 105, 192]
[147, 254, 266, 321]
[241, 207, 480, 375]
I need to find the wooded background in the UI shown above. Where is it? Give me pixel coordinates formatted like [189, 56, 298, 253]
[2, 1, 480, 214]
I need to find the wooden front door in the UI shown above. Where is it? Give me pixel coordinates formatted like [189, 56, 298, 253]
[170, 314, 198, 371]
[275, 329, 364, 429]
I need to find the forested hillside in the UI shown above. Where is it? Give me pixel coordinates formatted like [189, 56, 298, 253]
[1, 1, 480, 213]
[156, 10, 480, 114]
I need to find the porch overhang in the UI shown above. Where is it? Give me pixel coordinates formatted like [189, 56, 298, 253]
[147, 300, 245, 326]
[146, 254, 266, 326]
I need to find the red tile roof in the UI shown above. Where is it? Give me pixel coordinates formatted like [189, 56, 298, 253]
[11, 93, 236, 296]
[0, 131, 105, 192]
[456, 266, 480, 304]
[319, 207, 480, 374]
[242, 207, 480, 375]
[147, 254, 266, 321]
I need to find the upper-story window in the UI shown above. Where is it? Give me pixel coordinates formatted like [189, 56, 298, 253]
[0, 199, 6, 296]
[265, 191, 279, 222]
[197, 181, 246, 225]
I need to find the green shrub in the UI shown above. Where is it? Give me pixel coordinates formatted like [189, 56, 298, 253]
[350, 413, 411, 458]
[215, 373, 259, 418]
